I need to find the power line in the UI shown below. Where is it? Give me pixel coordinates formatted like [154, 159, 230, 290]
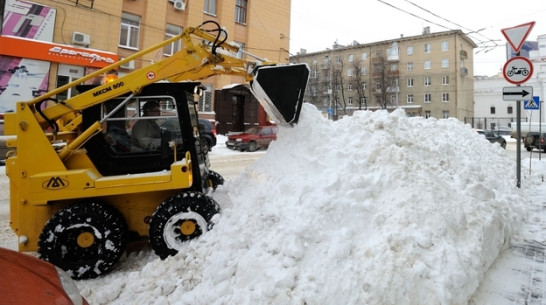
[376, 0, 501, 52]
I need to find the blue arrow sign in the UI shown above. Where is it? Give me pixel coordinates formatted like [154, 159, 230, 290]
[524, 96, 540, 110]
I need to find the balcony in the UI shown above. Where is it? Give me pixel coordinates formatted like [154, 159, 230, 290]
[387, 54, 399, 61]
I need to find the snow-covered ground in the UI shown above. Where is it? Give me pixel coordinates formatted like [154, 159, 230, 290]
[1, 103, 545, 304]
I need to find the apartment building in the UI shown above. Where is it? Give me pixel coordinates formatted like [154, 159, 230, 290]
[290, 28, 477, 121]
[0, 0, 291, 116]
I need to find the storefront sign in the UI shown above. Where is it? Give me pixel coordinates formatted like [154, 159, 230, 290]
[0, 36, 118, 68]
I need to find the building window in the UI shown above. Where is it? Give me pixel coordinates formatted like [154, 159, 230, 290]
[310, 70, 317, 79]
[391, 63, 398, 72]
[407, 78, 413, 87]
[424, 93, 431, 103]
[347, 68, 354, 77]
[441, 41, 448, 51]
[362, 52, 368, 60]
[348, 54, 354, 62]
[407, 46, 414, 55]
[310, 86, 317, 96]
[442, 93, 449, 102]
[348, 97, 353, 105]
[442, 75, 449, 85]
[507, 106, 513, 114]
[119, 12, 140, 49]
[348, 84, 353, 90]
[322, 57, 329, 68]
[361, 67, 367, 75]
[424, 60, 431, 70]
[407, 94, 414, 104]
[390, 95, 397, 104]
[235, 0, 247, 24]
[407, 62, 414, 71]
[425, 111, 431, 118]
[197, 84, 213, 112]
[164, 24, 182, 56]
[442, 111, 449, 118]
[424, 43, 431, 53]
[56, 65, 84, 100]
[490, 106, 496, 114]
[362, 82, 367, 90]
[424, 77, 431, 86]
[204, 0, 217, 15]
[441, 59, 449, 68]
[387, 44, 399, 57]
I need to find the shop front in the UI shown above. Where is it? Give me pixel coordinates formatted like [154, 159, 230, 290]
[0, 35, 118, 112]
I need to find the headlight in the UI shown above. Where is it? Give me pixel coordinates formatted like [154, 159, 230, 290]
[55, 267, 84, 305]
[236, 139, 242, 142]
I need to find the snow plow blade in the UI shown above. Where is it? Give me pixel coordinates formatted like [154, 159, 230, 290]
[250, 64, 309, 126]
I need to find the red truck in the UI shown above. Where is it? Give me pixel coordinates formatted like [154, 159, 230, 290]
[225, 125, 278, 152]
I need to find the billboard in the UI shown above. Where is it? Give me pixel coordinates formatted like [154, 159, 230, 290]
[0, 0, 56, 112]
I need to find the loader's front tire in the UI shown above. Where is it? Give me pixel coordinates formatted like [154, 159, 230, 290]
[38, 201, 127, 280]
[148, 191, 220, 259]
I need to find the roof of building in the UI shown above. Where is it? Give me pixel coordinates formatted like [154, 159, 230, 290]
[291, 29, 477, 58]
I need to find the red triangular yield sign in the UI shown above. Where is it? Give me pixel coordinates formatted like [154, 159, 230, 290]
[501, 22, 535, 53]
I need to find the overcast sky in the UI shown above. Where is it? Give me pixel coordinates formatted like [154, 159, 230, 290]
[289, 0, 546, 76]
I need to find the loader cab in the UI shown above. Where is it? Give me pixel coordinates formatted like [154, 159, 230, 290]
[79, 82, 211, 192]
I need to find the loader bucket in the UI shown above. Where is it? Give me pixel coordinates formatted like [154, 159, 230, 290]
[250, 63, 309, 126]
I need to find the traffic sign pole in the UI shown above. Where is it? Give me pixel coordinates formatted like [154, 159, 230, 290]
[517, 97, 521, 187]
[501, 23, 536, 188]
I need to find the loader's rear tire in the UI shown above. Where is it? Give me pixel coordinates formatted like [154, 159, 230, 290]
[206, 170, 224, 190]
[38, 201, 127, 280]
[148, 191, 220, 259]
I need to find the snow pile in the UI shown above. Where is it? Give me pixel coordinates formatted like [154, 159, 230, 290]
[80, 104, 525, 305]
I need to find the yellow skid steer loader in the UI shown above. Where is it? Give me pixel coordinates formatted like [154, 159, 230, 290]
[4, 21, 308, 279]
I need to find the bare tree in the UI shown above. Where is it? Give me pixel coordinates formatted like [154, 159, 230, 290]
[351, 59, 367, 110]
[372, 54, 398, 109]
[332, 59, 347, 119]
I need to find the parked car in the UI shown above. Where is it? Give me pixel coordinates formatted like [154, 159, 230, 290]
[0, 247, 89, 305]
[198, 118, 217, 151]
[225, 125, 278, 152]
[524, 132, 546, 152]
[477, 129, 507, 149]
[160, 118, 217, 151]
[495, 126, 512, 137]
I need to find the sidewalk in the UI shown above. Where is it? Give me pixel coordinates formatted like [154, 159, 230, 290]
[469, 165, 546, 305]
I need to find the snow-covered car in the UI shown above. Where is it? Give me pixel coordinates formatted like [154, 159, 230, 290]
[476, 129, 507, 149]
[225, 125, 278, 152]
[0, 247, 89, 305]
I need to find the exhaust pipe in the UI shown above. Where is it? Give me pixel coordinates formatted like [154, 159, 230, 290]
[250, 64, 309, 126]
